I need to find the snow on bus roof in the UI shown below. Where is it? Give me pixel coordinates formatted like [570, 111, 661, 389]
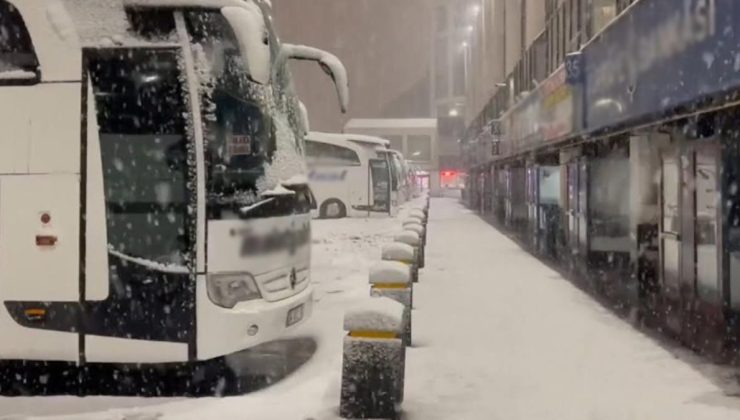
[57, 0, 255, 46]
[123, 0, 247, 8]
[308, 131, 390, 148]
[345, 118, 437, 130]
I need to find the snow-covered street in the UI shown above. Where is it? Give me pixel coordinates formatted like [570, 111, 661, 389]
[3, 197, 740, 419]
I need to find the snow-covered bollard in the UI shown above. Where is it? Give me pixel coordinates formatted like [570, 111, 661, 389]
[406, 213, 426, 230]
[382, 242, 419, 283]
[369, 261, 413, 346]
[403, 219, 427, 258]
[394, 231, 423, 273]
[408, 208, 426, 223]
[341, 297, 406, 419]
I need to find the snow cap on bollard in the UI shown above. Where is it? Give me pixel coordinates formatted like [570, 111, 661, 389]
[408, 208, 426, 220]
[407, 213, 425, 224]
[394, 230, 421, 248]
[369, 261, 412, 286]
[403, 222, 425, 237]
[402, 218, 423, 228]
[344, 297, 405, 336]
[381, 242, 415, 263]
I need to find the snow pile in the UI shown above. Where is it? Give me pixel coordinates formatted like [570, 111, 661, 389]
[0, 70, 36, 80]
[222, 5, 270, 84]
[403, 222, 425, 236]
[393, 231, 420, 247]
[5, 198, 740, 420]
[261, 184, 295, 196]
[45, 2, 79, 43]
[381, 242, 415, 262]
[108, 249, 188, 274]
[343, 297, 404, 334]
[281, 174, 309, 186]
[62, 0, 130, 45]
[257, 113, 307, 193]
[402, 218, 423, 227]
[407, 208, 426, 219]
[239, 197, 275, 214]
[369, 261, 411, 285]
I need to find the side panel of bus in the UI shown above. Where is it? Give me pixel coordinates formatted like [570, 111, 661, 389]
[0, 83, 81, 362]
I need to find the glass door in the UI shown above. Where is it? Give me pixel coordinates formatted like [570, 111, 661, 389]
[661, 155, 681, 297]
[567, 162, 578, 252]
[695, 145, 721, 303]
[577, 159, 589, 253]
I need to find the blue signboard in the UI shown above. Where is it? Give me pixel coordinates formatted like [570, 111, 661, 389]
[583, 0, 739, 132]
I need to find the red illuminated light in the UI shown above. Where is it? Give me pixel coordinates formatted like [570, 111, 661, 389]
[441, 171, 456, 177]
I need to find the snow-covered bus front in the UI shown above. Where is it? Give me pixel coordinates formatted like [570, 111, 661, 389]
[0, 0, 348, 369]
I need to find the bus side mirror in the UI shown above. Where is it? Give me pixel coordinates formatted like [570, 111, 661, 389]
[274, 44, 349, 113]
[222, 5, 271, 85]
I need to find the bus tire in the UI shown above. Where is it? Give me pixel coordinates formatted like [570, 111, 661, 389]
[320, 199, 347, 219]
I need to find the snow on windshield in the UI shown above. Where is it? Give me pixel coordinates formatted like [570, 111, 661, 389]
[257, 111, 307, 193]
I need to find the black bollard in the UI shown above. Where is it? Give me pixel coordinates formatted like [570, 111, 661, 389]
[340, 297, 406, 419]
[369, 261, 413, 346]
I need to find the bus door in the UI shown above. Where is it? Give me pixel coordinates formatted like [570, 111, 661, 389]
[369, 158, 392, 214]
[83, 47, 195, 363]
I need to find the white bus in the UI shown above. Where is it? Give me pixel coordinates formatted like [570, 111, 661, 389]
[305, 132, 393, 218]
[0, 0, 348, 375]
[341, 134, 407, 215]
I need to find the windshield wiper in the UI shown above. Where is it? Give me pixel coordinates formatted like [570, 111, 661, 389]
[239, 197, 276, 216]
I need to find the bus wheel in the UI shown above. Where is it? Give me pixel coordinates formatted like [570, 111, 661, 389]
[321, 199, 347, 219]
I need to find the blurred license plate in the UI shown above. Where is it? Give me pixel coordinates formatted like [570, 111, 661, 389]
[286, 304, 305, 327]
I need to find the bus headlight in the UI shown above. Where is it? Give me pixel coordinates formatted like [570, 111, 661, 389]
[207, 273, 262, 309]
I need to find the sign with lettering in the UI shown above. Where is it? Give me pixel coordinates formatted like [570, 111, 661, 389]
[540, 67, 574, 142]
[583, 0, 732, 131]
[227, 134, 252, 159]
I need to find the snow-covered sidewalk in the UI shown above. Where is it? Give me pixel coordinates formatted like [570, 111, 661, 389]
[404, 198, 740, 420]
[3, 197, 740, 419]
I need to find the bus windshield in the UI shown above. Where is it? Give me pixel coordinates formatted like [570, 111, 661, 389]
[185, 11, 278, 219]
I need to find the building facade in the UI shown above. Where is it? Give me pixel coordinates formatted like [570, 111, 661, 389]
[460, 0, 740, 360]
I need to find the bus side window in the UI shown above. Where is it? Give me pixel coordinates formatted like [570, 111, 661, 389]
[0, 0, 40, 84]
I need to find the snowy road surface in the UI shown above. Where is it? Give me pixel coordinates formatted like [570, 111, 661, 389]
[2, 197, 740, 419]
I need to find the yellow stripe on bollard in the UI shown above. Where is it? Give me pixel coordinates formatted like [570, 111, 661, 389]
[348, 331, 398, 339]
[372, 283, 409, 290]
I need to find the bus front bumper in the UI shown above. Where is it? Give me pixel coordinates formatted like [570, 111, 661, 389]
[196, 280, 314, 361]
